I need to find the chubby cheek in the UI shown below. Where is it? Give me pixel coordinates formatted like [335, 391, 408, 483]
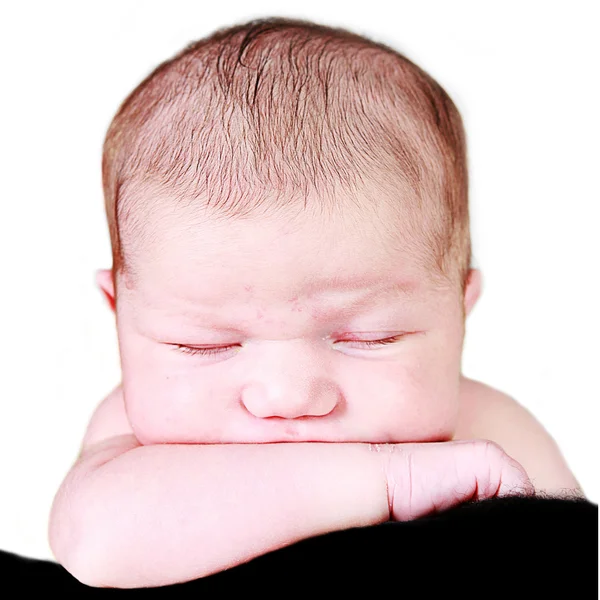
[118, 334, 223, 444]
[362, 337, 462, 443]
[123, 367, 231, 444]
[375, 362, 460, 442]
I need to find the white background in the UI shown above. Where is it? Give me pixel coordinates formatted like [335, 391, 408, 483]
[0, 0, 597, 561]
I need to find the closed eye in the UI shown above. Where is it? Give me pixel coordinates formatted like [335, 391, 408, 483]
[171, 335, 406, 358]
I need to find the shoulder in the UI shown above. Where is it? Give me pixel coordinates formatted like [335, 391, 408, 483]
[455, 376, 534, 436]
[455, 376, 583, 497]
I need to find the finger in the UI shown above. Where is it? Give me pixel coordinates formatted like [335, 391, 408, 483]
[388, 440, 533, 521]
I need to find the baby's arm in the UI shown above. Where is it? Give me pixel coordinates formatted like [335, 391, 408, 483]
[49, 387, 389, 588]
[49, 384, 531, 589]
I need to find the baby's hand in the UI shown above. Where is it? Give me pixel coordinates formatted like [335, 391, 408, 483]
[379, 439, 534, 521]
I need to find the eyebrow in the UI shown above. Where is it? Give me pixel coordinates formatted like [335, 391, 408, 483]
[304, 274, 418, 295]
[160, 280, 420, 331]
[301, 277, 420, 305]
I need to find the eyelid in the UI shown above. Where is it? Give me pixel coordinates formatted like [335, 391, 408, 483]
[170, 333, 410, 357]
[331, 332, 408, 341]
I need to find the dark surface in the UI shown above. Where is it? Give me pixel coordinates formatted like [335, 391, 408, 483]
[2, 496, 597, 597]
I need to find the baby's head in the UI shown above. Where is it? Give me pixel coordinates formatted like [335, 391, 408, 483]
[97, 17, 481, 445]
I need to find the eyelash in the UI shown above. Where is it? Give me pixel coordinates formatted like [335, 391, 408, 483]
[173, 335, 404, 357]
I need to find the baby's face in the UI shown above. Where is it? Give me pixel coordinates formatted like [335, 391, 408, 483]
[109, 196, 470, 445]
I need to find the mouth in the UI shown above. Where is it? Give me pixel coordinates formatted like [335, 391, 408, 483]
[221, 412, 352, 444]
[262, 417, 313, 440]
[220, 416, 330, 444]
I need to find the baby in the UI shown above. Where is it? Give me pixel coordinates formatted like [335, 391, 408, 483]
[48, 17, 582, 588]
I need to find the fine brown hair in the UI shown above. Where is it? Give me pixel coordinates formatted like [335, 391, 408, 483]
[102, 16, 472, 295]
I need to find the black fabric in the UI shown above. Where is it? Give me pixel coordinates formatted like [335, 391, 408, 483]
[2, 496, 597, 597]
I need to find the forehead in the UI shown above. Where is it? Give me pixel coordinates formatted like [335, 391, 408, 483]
[126, 201, 433, 305]
[117, 178, 458, 328]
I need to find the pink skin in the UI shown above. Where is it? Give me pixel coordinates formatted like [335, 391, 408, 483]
[383, 440, 534, 520]
[99, 195, 481, 447]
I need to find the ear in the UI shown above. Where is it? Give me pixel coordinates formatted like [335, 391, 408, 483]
[464, 268, 482, 317]
[96, 269, 116, 313]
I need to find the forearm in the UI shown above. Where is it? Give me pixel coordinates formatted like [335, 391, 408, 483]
[50, 442, 388, 588]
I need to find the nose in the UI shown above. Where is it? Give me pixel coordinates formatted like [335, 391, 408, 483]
[240, 341, 340, 419]
[242, 379, 339, 419]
